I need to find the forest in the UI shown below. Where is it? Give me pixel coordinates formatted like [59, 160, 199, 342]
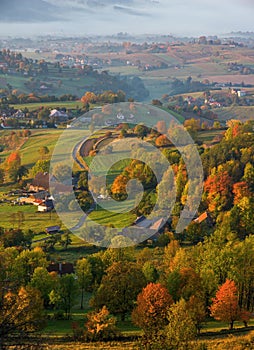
[0, 119, 254, 349]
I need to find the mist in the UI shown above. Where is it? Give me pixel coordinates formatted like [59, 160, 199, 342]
[0, 0, 253, 37]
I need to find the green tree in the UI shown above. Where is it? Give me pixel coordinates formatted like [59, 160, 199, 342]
[78, 171, 88, 189]
[50, 274, 79, 320]
[187, 295, 206, 334]
[30, 267, 56, 306]
[76, 258, 93, 309]
[37, 108, 50, 121]
[134, 124, 149, 139]
[87, 254, 106, 290]
[53, 163, 72, 183]
[0, 168, 4, 185]
[165, 299, 196, 349]
[30, 160, 50, 177]
[38, 146, 49, 160]
[14, 247, 48, 285]
[60, 232, 72, 250]
[142, 261, 159, 283]
[92, 262, 146, 321]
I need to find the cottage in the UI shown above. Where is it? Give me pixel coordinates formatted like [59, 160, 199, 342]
[46, 225, 60, 234]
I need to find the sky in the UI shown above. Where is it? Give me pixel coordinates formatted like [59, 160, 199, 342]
[0, 0, 253, 37]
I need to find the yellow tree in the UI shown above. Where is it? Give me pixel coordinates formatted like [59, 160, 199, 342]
[0, 286, 45, 345]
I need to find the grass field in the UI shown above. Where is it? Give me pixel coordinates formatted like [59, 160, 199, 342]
[20, 129, 64, 168]
[197, 130, 225, 143]
[0, 203, 62, 232]
[216, 105, 254, 122]
[10, 100, 83, 111]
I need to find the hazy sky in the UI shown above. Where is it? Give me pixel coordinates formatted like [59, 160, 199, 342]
[0, 0, 253, 37]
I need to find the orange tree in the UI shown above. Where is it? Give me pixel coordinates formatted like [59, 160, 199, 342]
[132, 283, 173, 337]
[210, 279, 241, 330]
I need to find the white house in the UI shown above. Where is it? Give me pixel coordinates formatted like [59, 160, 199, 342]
[238, 90, 246, 98]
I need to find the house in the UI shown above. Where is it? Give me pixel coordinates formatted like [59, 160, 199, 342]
[30, 172, 51, 192]
[238, 90, 246, 98]
[194, 211, 214, 227]
[50, 109, 69, 122]
[12, 110, 25, 119]
[47, 262, 74, 276]
[116, 113, 125, 120]
[128, 216, 167, 243]
[38, 199, 54, 212]
[19, 190, 49, 205]
[231, 89, 246, 98]
[46, 225, 60, 234]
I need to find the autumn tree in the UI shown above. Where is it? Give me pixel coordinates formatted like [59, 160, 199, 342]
[155, 134, 171, 147]
[5, 151, 21, 182]
[81, 91, 97, 105]
[178, 267, 204, 301]
[204, 168, 233, 213]
[233, 181, 250, 205]
[111, 174, 129, 200]
[210, 279, 240, 330]
[184, 118, 201, 132]
[132, 283, 173, 337]
[84, 306, 119, 341]
[0, 286, 45, 346]
[92, 262, 146, 321]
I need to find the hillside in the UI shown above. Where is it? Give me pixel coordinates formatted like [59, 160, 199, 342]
[0, 50, 149, 100]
